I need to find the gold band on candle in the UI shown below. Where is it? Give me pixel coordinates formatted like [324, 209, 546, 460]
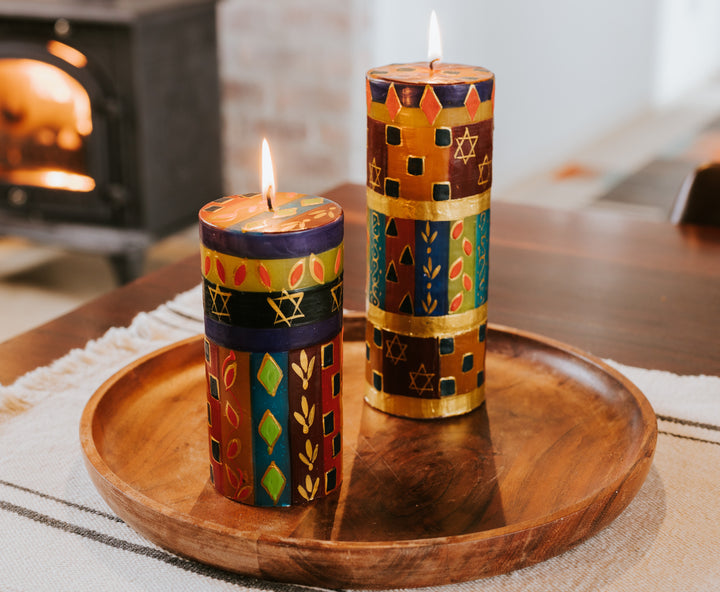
[364, 384, 485, 419]
[366, 188, 490, 221]
[368, 101, 493, 127]
[367, 303, 487, 338]
[201, 243, 343, 292]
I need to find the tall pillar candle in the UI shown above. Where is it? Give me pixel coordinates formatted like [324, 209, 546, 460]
[365, 62, 494, 419]
[199, 192, 344, 506]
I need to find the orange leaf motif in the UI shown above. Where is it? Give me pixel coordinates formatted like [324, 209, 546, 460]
[216, 259, 226, 283]
[310, 254, 325, 284]
[334, 245, 343, 275]
[463, 238, 473, 256]
[451, 220, 464, 240]
[450, 292, 463, 312]
[204, 255, 211, 275]
[289, 259, 305, 289]
[234, 264, 246, 286]
[257, 263, 272, 289]
[463, 273, 473, 291]
[449, 257, 463, 280]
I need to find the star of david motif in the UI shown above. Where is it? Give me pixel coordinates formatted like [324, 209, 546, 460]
[385, 333, 407, 365]
[409, 363, 435, 396]
[477, 154, 492, 186]
[330, 280, 343, 312]
[208, 284, 231, 319]
[267, 290, 305, 327]
[368, 158, 382, 190]
[453, 128, 478, 164]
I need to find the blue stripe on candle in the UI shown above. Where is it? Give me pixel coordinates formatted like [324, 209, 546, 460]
[367, 209, 386, 309]
[475, 210, 490, 307]
[204, 313, 342, 352]
[250, 351, 291, 507]
[200, 212, 343, 259]
[415, 220, 449, 316]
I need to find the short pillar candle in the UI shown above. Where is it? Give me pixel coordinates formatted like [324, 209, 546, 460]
[365, 61, 494, 419]
[199, 192, 344, 506]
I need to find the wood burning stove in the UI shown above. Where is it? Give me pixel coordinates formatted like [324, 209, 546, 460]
[0, 0, 222, 282]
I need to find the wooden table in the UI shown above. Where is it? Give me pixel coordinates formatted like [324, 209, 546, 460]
[1, 182, 718, 386]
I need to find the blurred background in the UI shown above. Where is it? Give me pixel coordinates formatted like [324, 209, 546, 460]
[1, 0, 720, 340]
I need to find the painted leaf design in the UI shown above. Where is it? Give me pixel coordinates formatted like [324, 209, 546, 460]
[289, 259, 305, 289]
[223, 363, 236, 390]
[301, 395, 309, 416]
[334, 245, 343, 274]
[308, 405, 315, 428]
[310, 254, 325, 284]
[237, 485, 252, 501]
[463, 238, 473, 256]
[234, 264, 246, 286]
[226, 438, 240, 459]
[216, 259, 226, 283]
[226, 465, 240, 490]
[292, 362, 304, 379]
[307, 357, 315, 379]
[449, 257, 463, 280]
[450, 291, 463, 312]
[463, 273, 473, 291]
[451, 220, 464, 240]
[204, 255, 211, 275]
[257, 263, 272, 289]
[222, 351, 236, 389]
[225, 401, 240, 429]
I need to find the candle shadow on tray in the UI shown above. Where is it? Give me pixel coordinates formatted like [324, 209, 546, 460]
[331, 402, 506, 541]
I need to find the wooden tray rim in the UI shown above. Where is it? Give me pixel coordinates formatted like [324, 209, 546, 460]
[80, 321, 657, 553]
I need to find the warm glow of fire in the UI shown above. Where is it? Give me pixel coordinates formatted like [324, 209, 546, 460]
[0, 59, 93, 137]
[0, 58, 94, 191]
[261, 137, 276, 210]
[3, 169, 95, 192]
[427, 10, 443, 64]
[46, 41, 88, 69]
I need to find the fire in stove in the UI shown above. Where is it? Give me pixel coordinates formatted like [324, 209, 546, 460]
[0, 42, 95, 195]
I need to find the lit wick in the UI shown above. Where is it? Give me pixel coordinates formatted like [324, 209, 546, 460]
[428, 10, 442, 71]
[261, 137, 276, 212]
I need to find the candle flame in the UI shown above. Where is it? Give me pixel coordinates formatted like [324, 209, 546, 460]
[428, 10, 442, 67]
[261, 137, 275, 211]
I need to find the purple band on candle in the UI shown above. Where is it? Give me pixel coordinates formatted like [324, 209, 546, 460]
[368, 80, 494, 108]
[200, 214, 343, 259]
[204, 313, 342, 352]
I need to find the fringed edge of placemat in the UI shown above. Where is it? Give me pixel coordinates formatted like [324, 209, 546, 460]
[0, 285, 203, 423]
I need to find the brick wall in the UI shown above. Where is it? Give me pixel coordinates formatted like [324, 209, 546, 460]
[217, 0, 370, 197]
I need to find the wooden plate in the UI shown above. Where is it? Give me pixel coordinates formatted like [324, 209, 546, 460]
[80, 316, 657, 589]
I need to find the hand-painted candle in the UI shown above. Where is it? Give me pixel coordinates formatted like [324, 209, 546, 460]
[199, 141, 344, 506]
[365, 14, 494, 419]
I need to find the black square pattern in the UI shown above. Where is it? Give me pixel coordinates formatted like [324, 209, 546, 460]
[386, 125, 401, 145]
[407, 156, 424, 176]
[385, 178, 400, 197]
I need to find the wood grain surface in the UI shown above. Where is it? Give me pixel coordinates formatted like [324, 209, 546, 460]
[80, 317, 656, 589]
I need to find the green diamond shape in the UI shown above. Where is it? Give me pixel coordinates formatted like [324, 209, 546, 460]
[258, 409, 282, 454]
[257, 353, 283, 396]
[261, 462, 286, 504]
